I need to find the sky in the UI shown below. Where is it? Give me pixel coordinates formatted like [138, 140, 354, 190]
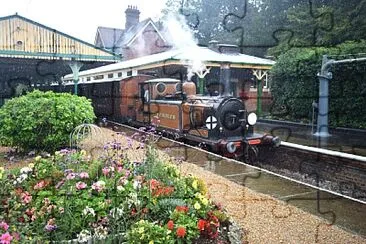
[1, 0, 168, 44]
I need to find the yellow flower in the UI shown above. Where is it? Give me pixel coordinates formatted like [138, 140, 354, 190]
[35, 156, 42, 161]
[192, 179, 198, 190]
[149, 241, 154, 244]
[80, 150, 87, 156]
[28, 163, 34, 168]
[0, 167, 4, 173]
[201, 197, 209, 206]
[194, 202, 201, 210]
[138, 227, 145, 234]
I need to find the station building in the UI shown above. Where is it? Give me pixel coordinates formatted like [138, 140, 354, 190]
[0, 13, 120, 106]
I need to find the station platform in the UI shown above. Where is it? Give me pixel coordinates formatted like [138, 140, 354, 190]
[255, 119, 366, 157]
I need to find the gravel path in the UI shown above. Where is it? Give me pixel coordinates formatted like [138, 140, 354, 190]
[178, 163, 366, 244]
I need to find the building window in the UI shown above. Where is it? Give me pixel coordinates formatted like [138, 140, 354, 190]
[118, 72, 122, 77]
[108, 73, 114, 78]
[86, 77, 91, 81]
[127, 71, 132, 76]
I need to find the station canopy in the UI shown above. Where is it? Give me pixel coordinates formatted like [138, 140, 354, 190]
[64, 45, 275, 79]
[0, 14, 120, 87]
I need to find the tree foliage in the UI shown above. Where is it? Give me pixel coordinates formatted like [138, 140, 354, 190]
[0, 90, 96, 152]
[162, 0, 366, 56]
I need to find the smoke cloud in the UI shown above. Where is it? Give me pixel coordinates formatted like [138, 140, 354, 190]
[160, 13, 207, 81]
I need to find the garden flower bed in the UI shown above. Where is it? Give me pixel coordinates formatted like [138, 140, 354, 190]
[0, 132, 241, 243]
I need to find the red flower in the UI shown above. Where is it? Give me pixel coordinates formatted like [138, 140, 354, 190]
[131, 208, 137, 216]
[167, 220, 174, 230]
[149, 179, 160, 190]
[176, 206, 189, 213]
[197, 219, 206, 231]
[176, 226, 186, 238]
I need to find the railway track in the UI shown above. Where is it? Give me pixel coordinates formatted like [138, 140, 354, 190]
[105, 120, 366, 236]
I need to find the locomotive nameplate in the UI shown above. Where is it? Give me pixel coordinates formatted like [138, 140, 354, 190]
[150, 103, 180, 130]
[156, 112, 176, 120]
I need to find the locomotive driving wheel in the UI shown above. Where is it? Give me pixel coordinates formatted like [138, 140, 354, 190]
[248, 145, 259, 164]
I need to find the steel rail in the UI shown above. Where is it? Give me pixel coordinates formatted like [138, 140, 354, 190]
[281, 141, 366, 163]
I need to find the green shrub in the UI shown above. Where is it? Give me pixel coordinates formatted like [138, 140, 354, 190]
[0, 90, 95, 152]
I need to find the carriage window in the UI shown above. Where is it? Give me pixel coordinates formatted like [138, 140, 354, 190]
[86, 77, 91, 81]
[117, 72, 122, 77]
[94, 75, 104, 80]
[108, 73, 113, 78]
[127, 71, 132, 76]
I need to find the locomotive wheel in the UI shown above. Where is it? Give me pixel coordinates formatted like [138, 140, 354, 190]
[248, 145, 259, 164]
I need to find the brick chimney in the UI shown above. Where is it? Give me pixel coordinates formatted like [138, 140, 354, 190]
[125, 5, 140, 30]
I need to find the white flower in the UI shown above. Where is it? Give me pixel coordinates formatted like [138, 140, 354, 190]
[133, 180, 141, 190]
[83, 207, 95, 217]
[110, 207, 124, 218]
[16, 174, 28, 183]
[94, 226, 108, 240]
[77, 229, 92, 243]
[117, 185, 124, 192]
[20, 167, 32, 174]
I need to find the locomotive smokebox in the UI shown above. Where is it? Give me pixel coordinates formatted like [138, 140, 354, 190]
[220, 63, 231, 97]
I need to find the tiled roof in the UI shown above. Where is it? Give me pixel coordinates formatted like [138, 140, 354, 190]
[96, 27, 124, 53]
[96, 18, 156, 55]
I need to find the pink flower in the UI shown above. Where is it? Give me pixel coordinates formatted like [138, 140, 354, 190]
[0, 221, 9, 231]
[79, 172, 89, 179]
[75, 181, 87, 190]
[91, 181, 105, 192]
[21, 191, 32, 204]
[0, 232, 13, 244]
[34, 180, 46, 190]
[55, 179, 65, 189]
[11, 232, 20, 241]
[66, 173, 76, 180]
[102, 167, 110, 176]
[45, 218, 57, 232]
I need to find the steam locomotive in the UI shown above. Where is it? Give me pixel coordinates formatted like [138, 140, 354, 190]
[47, 66, 280, 162]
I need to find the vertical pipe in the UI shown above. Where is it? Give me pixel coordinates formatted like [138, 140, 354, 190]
[198, 77, 204, 94]
[315, 55, 332, 137]
[220, 63, 231, 96]
[257, 79, 262, 116]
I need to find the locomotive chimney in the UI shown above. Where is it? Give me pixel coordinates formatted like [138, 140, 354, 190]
[220, 63, 231, 97]
[125, 5, 140, 30]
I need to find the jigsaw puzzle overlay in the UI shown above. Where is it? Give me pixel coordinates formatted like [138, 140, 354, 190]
[1, 0, 365, 242]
